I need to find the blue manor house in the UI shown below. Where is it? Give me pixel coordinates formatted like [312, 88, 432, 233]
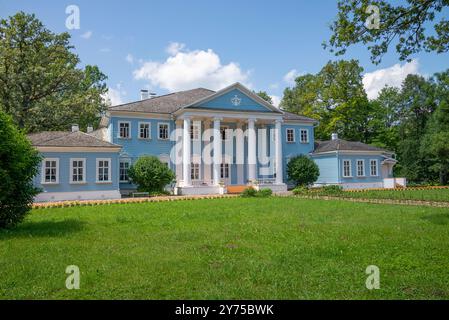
[29, 83, 404, 202]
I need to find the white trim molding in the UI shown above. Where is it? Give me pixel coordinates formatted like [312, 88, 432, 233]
[342, 159, 352, 178]
[356, 159, 365, 177]
[138, 121, 151, 140]
[96, 158, 112, 183]
[157, 122, 170, 140]
[118, 120, 131, 139]
[41, 158, 60, 185]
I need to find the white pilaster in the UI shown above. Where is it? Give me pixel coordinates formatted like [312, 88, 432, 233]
[203, 120, 212, 184]
[213, 117, 222, 185]
[275, 119, 283, 184]
[182, 117, 191, 186]
[247, 118, 257, 182]
[175, 120, 183, 184]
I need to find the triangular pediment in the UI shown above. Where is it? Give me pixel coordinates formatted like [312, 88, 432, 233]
[182, 83, 282, 113]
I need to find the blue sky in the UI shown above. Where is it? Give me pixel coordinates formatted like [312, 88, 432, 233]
[1, 0, 448, 105]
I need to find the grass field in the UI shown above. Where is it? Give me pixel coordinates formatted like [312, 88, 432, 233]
[339, 188, 449, 202]
[1, 197, 449, 299]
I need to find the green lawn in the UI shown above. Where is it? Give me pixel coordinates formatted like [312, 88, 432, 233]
[338, 188, 449, 202]
[1, 197, 449, 299]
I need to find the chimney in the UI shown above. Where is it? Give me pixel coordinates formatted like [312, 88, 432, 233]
[87, 125, 94, 133]
[140, 89, 149, 100]
[71, 124, 79, 132]
[331, 133, 338, 140]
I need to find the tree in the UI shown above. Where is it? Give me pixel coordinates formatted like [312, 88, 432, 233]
[325, 0, 449, 64]
[128, 156, 175, 194]
[255, 91, 273, 104]
[287, 155, 320, 187]
[0, 109, 41, 229]
[0, 12, 108, 133]
[281, 60, 373, 141]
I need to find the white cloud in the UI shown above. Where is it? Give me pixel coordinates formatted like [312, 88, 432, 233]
[270, 95, 281, 108]
[166, 42, 186, 55]
[126, 53, 134, 64]
[283, 69, 299, 86]
[363, 59, 420, 99]
[81, 30, 92, 39]
[133, 44, 251, 91]
[102, 86, 126, 106]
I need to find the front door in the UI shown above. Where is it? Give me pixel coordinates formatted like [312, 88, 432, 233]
[220, 163, 231, 185]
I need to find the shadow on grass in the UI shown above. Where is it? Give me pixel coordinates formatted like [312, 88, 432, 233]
[421, 213, 449, 225]
[0, 219, 86, 239]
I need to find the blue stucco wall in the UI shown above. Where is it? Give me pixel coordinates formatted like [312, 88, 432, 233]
[312, 154, 339, 184]
[34, 151, 120, 193]
[194, 88, 273, 113]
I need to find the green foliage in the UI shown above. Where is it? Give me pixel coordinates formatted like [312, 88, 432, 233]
[321, 185, 344, 195]
[255, 91, 273, 104]
[0, 12, 108, 132]
[325, 0, 449, 64]
[0, 110, 40, 228]
[292, 186, 310, 195]
[240, 187, 272, 198]
[287, 155, 320, 187]
[128, 156, 175, 194]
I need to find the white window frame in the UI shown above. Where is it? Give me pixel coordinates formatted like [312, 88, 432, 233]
[370, 159, 379, 176]
[191, 162, 200, 180]
[158, 122, 169, 140]
[138, 122, 151, 140]
[356, 159, 365, 177]
[118, 121, 131, 139]
[220, 163, 230, 179]
[286, 128, 295, 143]
[300, 129, 309, 143]
[41, 158, 59, 184]
[190, 122, 201, 141]
[96, 158, 112, 183]
[220, 125, 230, 141]
[119, 159, 131, 183]
[342, 159, 352, 178]
[69, 158, 86, 184]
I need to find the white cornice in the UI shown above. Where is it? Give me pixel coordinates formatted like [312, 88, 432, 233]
[36, 146, 122, 153]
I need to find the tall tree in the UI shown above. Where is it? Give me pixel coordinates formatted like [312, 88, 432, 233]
[325, 0, 449, 64]
[281, 60, 372, 141]
[0, 12, 108, 133]
[255, 91, 273, 104]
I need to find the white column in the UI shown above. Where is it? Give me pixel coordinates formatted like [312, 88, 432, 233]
[203, 120, 212, 184]
[236, 122, 244, 185]
[247, 118, 257, 182]
[275, 119, 283, 184]
[175, 120, 183, 184]
[213, 117, 222, 185]
[182, 117, 191, 186]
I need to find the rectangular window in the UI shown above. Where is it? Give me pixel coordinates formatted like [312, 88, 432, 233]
[343, 160, 351, 177]
[191, 163, 200, 180]
[370, 159, 378, 176]
[220, 126, 229, 140]
[42, 158, 59, 184]
[286, 128, 295, 142]
[139, 122, 151, 139]
[118, 121, 130, 139]
[70, 158, 85, 183]
[119, 161, 130, 182]
[300, 129, 309, 143]
[158, 123, 169, 140]
[97, 158, 111, 183]
[190, 123, 200, 140]
[357, 159, 365, 177]
[220, 163, 229, 179]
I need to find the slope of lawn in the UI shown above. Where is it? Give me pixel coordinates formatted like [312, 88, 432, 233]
[1, 197, 449, 299]
[338, 188, 449, 202]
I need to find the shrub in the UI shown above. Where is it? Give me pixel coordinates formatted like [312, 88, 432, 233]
[321, 185, 344, 195]
[128, 156, 175, 194]
[0, 111, 41, 229]
[241, 187, 257, 197]
[287, 155, 320, 187]
[292, 186, 310, 195]
[257, 188, 273, 197]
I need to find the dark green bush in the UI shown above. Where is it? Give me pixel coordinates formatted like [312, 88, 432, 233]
[287, 155, 320, 187]
[0, 111, 41, 229]
[241, 187, 257, 197]
[257, 188, 273, 197]
[128, 156, 175, 194]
